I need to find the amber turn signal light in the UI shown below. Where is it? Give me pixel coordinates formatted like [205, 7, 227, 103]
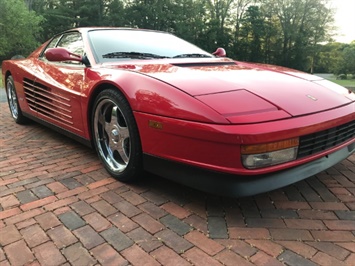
[241, 138, 299, 155]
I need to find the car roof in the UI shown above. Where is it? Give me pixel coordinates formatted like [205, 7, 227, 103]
[68, 27, 167, 35]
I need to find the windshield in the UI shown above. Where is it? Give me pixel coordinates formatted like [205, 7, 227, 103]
[88, 29, 213, 63]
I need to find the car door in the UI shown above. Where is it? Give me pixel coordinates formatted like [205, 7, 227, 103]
[34, 32, 87, 137]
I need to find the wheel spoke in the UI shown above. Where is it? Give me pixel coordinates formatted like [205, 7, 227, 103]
[111, 106, 118, 122]
[118, 139, 129, 163]
[104, 121, 111, 138]
[94, 98, 132, 173]
[108, 140, 118, 153]
[105, 106, 118, 135]
[119, 126, 130, 140]
[97, 109, 106, 126]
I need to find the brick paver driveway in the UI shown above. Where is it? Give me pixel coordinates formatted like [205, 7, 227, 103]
[0, 88, 354, 265]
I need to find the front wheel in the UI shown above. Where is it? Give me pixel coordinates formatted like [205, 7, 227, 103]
[6, 75, 28, 124]
[92, 89, 143, 182]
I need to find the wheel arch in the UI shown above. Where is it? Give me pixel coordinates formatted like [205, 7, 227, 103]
[88, 85, 144, 182]
[86, 82, 132, 143]
[4, 70, 12, 86]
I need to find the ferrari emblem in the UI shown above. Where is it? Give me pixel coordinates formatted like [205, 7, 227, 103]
[306, 94, 318, 101]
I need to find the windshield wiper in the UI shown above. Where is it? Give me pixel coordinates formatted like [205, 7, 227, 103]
[102, 52, 170, 59]
[173, 53, 213, 58]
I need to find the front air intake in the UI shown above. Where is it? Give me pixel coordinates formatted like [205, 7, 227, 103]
[172, 61, 236, 68]
[298, 120, 355, 158]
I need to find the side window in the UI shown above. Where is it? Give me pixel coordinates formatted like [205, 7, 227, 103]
[42, 32, 84, 65]
[41, 35, 62, 59]
[57, 32, 84, 57]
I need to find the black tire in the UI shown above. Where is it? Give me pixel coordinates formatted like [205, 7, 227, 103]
[6, 76, 28, 124]
[92, 88, 143, 182]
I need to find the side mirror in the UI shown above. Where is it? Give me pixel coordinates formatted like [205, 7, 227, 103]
[45, 48, 83, 63]
[212, 47, 226, 57]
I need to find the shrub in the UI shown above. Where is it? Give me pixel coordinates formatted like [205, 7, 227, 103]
[336, 74, 347, 80]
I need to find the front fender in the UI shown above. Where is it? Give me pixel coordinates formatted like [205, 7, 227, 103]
[84, 68, 229, 124]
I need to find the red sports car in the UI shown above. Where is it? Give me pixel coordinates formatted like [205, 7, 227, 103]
[2, 28, 354, 197]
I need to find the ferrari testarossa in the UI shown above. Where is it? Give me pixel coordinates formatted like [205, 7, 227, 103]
[2, 28, 354, 197]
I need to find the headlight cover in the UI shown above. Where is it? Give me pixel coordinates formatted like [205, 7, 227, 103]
[242, 147, 298, 169]
[241, 138, 299, 169]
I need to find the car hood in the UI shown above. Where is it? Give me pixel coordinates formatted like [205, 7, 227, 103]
[105, 58, 354, 120]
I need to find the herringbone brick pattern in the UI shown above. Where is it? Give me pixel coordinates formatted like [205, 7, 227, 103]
[0, 92, 354, 265]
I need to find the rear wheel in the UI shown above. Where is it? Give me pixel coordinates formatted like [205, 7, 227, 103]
[92, 89, 143, 182]
[6, 76, 28, 124]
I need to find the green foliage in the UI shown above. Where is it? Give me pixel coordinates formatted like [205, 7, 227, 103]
[342, 43, 355, 75]
[259, 0, 334, 70]
[237, 5, 265, 62]
[30, 0, 104, 41]
[0, 0, 43, 60]
[316, 42, 355, 75]
[124, 0, 177, 31]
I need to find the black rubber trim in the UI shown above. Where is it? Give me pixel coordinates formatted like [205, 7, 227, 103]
[23, 112, 92, 147]
[143, 142, 355, 197]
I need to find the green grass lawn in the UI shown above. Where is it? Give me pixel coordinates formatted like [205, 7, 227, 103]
[326, 77, 355, 88]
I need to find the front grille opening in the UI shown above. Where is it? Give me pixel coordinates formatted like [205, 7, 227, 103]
[297, 120, 355, 158]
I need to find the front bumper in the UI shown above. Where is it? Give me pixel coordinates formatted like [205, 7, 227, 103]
[144, 141, 355, 197]
[136, 103, 354, 176]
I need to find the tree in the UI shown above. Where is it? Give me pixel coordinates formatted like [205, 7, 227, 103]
[0, 0, 43, 60]
[261, 0, 334, 70]
[30, 0, 77, 41]
[232, 0, 260, 59]
[203, 0, 235, 51]
[314, 42, 345, 73]
[123, 0, 176, 31]
[324, 42, 355, 76]
[103, 0, 126, 27]
[341, 42, 355, 75]
[238, 5, 265, 62]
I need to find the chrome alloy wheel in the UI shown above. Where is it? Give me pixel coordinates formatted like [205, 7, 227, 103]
[6, 78, 19, 119]
[93, 98, 131, 173]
